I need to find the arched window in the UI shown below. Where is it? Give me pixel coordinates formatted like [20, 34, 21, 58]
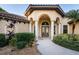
[56, 17, 60, 24]
[42, 22, 49, 25]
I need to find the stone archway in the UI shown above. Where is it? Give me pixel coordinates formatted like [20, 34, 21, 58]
[38, 14, 51, 38]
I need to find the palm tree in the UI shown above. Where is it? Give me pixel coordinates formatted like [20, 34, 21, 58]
[65, 10, 79, 34]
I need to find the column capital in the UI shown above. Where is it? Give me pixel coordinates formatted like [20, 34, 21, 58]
[51, 20, 54, 22]
[34, 20, 38, 22]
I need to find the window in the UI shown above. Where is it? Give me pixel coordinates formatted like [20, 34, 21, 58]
[63, 25, 68, 33]
[42, 22, 49, 25]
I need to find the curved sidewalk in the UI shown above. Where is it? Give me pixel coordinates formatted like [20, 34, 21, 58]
[36, 38, 79, 55]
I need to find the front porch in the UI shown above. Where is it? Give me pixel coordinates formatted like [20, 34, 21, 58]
[29, 14, 61, 40]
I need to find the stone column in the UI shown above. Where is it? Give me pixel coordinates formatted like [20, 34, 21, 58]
[58, 23, 61, 34]
[35, 21, 38, 40]
[51, 21, 54, 40]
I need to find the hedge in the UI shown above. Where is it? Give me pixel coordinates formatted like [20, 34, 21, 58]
[10, 33, 35, 49]
[0, 34, 8, 47]
[53, 34, 79, 51]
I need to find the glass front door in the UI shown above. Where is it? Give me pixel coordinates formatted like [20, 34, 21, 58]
[42, 26, 49, 37]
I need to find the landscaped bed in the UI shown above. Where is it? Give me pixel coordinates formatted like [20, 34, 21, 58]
[0, 33, 40, 55]
[53, 34, 79, 51]
[0, 45, 39, 55]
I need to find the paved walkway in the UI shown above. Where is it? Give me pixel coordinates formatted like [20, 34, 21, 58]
[36, 38, 79, 55]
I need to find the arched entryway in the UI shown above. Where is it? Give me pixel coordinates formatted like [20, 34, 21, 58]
[38, 14, 51, 38]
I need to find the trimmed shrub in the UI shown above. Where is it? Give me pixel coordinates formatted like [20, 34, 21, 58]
[9, 37, 17, 46]
[15, 33, 35, 47]
[16, 41, 26, 49]
[53, 34, 79, 51]
[10, 33, 35, 49]
[0, 34, 8, 47]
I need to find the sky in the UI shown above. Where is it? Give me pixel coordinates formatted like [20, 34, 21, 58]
[0, 4, 79, 16]
[0, 4, 29, 16]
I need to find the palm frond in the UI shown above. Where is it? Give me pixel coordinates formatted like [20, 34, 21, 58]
[65, 10, 79, 22]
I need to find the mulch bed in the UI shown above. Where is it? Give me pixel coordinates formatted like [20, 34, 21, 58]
[0, 45, 40, 55]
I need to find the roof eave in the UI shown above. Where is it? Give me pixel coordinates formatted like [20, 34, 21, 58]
[25, 4, 65, 17]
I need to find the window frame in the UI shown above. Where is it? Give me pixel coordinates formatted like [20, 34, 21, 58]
[63, 25, 68, 34]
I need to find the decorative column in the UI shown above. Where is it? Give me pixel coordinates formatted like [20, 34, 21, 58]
[35, 21, 38, 40]
[51, 21, 54, 40]
[58, 23, 61, 34]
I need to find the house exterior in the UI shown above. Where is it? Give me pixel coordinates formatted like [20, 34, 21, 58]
[24, 4, 69, 40]
[0, 4, 79, 40]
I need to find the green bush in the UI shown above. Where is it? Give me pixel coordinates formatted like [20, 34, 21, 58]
[53, 34, 79, 51]
[15, 33, 35, 47]
[9, 37, 17, 46]
[16, 41, 26, 49]
[10, 33, 35, 49]
[0, 34, 8, 47]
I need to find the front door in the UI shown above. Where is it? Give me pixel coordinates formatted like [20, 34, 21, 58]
[41, 21, 49, 37]
[42, 26, 49, 37]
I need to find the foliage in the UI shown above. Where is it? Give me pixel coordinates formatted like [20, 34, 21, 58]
[16, 41, 26, 49]
[15, 33, 35, 47]
[0, 34, 8, 47]
[0, 32, 35, 49]
[10, 33, 35, 49]
[66, 10, 79, 21]
[9, 37, 17, 47]
[65, 10, 79, 34]
[0, 7, 6, 12]
[53, 34, 79, 51]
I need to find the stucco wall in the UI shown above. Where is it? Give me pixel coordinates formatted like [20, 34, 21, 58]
[0, 20, 29, 34]
[15, 22, 29, 33]
[0, 20, 7, 34]
[69, 22, 79, 34]
[61, 18, 69, 34]
[74, 22, 79, 34]
[61, 18, 79, 34]
[28, 10, 63, 21]
[69, 24, 72, 34]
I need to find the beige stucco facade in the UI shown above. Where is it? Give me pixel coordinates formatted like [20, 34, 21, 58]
[0, 20, 8, 34]
[0, 20, 29, 34]
[25, 5, 66, 39]
[68, 22, 79, 34]
[27, 10, 63, 38]
[15, 22, 29, 33]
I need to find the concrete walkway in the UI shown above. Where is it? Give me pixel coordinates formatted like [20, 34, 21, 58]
[36, 38, 79, 55]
